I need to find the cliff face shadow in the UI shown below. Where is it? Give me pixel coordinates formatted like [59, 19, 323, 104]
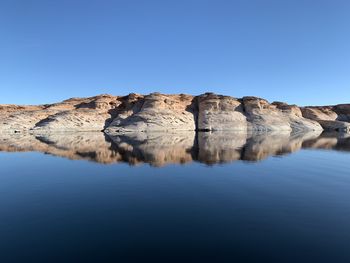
[0, 131, 349, 166]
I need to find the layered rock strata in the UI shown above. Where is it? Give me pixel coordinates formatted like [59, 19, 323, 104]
[1, 93, 349, 133]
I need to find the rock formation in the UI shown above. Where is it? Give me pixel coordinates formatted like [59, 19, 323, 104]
[197, 93, 247, 131]
[105, 93, 197, 133]
[301, 105, 350, 132]
[0, 93, 349, 133]
[0, 94, 119, 133]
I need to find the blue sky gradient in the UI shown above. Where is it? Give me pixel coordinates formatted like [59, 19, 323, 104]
[0, 0, 349, 105]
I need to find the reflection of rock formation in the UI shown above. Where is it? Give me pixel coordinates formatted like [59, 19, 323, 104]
[197, 132, 248, 164]
[0, 131, 349, 166]
[242, 131, 322, 161]
[302, 132, 350, 152]
[108, 132, 196, 166]
[0, 132, 122, 164]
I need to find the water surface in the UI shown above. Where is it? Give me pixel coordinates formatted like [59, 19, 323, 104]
[1, 131, 350, 262]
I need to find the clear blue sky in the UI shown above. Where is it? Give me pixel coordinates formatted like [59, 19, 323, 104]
[1, 0, 349, 105]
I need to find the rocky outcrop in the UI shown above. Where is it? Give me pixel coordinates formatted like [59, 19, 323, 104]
[301, 105, 350, 132]
[105, 93, 196, 133]
[197, 93, 247, 131]
[1, 93, 349, 133]
[272, 102, 322, 131]
[242, 97, 291, 131]
[0, 94, 119, 133]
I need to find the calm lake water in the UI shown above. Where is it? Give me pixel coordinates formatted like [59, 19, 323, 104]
[1, 131, 350, 262]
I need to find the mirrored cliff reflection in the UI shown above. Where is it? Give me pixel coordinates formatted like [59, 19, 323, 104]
[1, 131, 349, 166]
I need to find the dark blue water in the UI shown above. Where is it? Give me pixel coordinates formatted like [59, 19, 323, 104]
[1, 132, 350, 262]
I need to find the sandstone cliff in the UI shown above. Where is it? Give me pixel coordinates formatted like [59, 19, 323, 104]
[0, 93, 349, 133]
[301, 105, 350, 132]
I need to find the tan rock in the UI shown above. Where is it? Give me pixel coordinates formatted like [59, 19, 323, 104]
[301, 106, 350, 132]
[0, 93, 349, 133]
[0, 94, 119, 133]
[105, 93, 196, 133]
[273, 102, 323, 132]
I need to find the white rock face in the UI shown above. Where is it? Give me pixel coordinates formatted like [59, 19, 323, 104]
[0, 109, 55, 132]
[272, 102, 323, 132]
[31, 110, 111, 132]
[241, 97, 292, 131]
[197, 93, 247, 131]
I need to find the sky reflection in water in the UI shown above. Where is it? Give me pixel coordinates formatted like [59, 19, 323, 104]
[1, 131, 350, 262]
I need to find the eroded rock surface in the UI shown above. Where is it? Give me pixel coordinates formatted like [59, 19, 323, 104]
[0, 93, 349, 133]
[0, 95, 120, 133]
[197, 93, 247, 131]
[105, 93, 196, 133]
[301, 105, 350, 132]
